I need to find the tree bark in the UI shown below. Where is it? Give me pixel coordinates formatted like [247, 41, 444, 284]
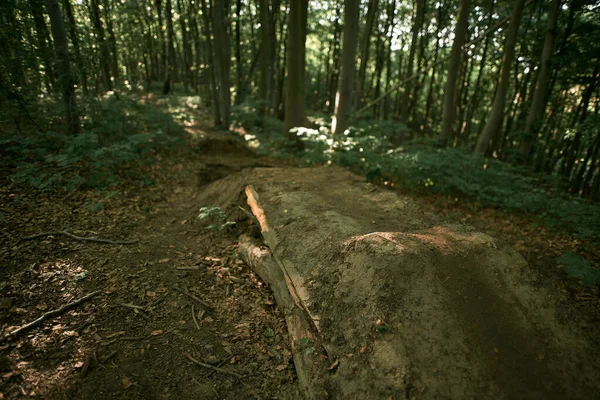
[89, 0, 113, 91]
[44, 0, 81, 134]
[354, 0, 379, 110]
[519, 0, 560, 161]
[211, 0, 231, 128]
[475, 0, 525, 155]
[440, 0, 470, 145]
[332, 0, 360, 135]
[258, 0, 272, 115]
[31, 0, 56, 91]
[61, 0, 87, 92]
[399, 0, 425, 122]
[283, 0, 308, 144]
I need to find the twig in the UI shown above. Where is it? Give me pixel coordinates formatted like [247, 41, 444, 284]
[1, 291, 101, 342]
[173, 286, 213, 309]
[184, 353, 243, 379]
[191, 305, 200, 330]
[120, 336, 152, 341]
[117, 303, 147, 311]
[177, 266, 200, 271]
[19, 231, 139, 245]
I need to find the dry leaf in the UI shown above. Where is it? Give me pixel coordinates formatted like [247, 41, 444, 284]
[276, 364, 287, 371]
[151, 330, 164, 336]
[74, 361, 85, 369]
[122, 377, 133, 389]
[158, 259, 170, 263]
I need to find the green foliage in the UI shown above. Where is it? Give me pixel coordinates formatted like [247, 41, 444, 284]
[0, 94, 187, 191]
[558, 251, 600, 285]
[197, 206, 236, 231]
[237, 111, 600, 240]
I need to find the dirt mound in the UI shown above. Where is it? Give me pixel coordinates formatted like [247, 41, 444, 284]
[207, 166, 599, 399]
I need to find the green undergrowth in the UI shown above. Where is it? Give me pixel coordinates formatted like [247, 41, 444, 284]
[231, 103, 600, 240]
[1, 92, 188, 191]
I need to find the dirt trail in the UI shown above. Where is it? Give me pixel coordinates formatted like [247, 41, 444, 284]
[203, 166, 600, 399]
[1, 126, 599, 399]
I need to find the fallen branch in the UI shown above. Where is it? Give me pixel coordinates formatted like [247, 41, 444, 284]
[238, 236, 329, 399]
[184, 353, 243, 379]
[1, 291, 102, 342]
[19, 231, 139, 245]
[191, 305, 200, 330]
[173, 285, 213, 309]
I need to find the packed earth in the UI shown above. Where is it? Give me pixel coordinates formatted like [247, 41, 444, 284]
[1, 104, 599, 399]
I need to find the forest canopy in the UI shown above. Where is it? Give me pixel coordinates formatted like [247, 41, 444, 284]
[1, 0, 599, 236]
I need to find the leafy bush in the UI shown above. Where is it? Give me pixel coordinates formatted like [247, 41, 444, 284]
[0, 94, 187, 191]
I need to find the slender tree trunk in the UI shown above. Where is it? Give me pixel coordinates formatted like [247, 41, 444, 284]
[212, 0, 231, 128]
[61, 0, 87, 92]
[475, 0, 525, 155]
[355, 0, 379, 110]
[258, 0, 272, 115]
[332, 0, 360, 135]
[400, 0, 425, 122]
[440, 0, 470, 145]
[103, 0, 119, 85]
[383, 0, 396, 119]
[283, 0, 308, 144]
[327, 4, 342, 113]
[463, 0, 495, 145]
[31, 0, 56, 91]
[44, 0, 80, 134]
[89, 0, 113, 91]
[519, 0, 560, 161]
[199, 0, 220, 123]
[234, 0, 244, 103]
[177, 0, 190, 93]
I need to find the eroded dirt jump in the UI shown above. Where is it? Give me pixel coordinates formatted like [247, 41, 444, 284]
[2, 130, 599, 400]
[203, 165, 600, 399]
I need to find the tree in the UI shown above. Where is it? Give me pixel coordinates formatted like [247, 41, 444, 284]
[211, 0, 230, 128]
[519, 0, 560, 160]
[354, 0, 379, 111]
[44, 0, 80, 134]
[440, 0, 470, 144]
[332, 0, 360, 136]
[89, 0, 113, 91]
[283, 0, 308, 145]
[475, 0, 526, 155]
[258, 0, 273, 115]
[400, 0, 425, 122]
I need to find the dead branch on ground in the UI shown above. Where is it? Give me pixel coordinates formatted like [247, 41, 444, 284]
[184, 353, 243, 379]
[1, 291, 102, 342]
[19, 231, 139, 245]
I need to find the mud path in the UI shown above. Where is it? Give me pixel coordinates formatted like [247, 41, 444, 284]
[1, 125, 599, 399]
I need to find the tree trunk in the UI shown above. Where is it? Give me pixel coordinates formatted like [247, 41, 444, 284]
[177, 0, 191, 93]
[258, 0, 273, 115]
[89, 0, 113, 91]
[44, 0, 81, 134]
[332, 0, 360, 135]
[440, 0, 470, 145]
[400, 0, 425, 122]
[61, 0, 87, 92]
[382, 0, 396, 119]
[283, 0, 308, 144]
[475, 0, 525, 155]
[234, 0, 244, 103]
[103, 0, 119, 85]
[212, 0, 231, 128]
[199, 0, 220, 123]
[163, 0, 176, 93]
[354, 0, 379, 111]
[519, 0, 560, 161]
[31, 0, 56, 91]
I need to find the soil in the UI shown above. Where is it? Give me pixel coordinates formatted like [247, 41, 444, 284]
[1, 104, 599, 399]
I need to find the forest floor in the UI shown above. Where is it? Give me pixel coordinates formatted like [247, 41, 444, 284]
[0, 98, 599, 399]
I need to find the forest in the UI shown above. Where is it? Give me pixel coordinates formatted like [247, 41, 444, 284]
[1, 0, 600, 398]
